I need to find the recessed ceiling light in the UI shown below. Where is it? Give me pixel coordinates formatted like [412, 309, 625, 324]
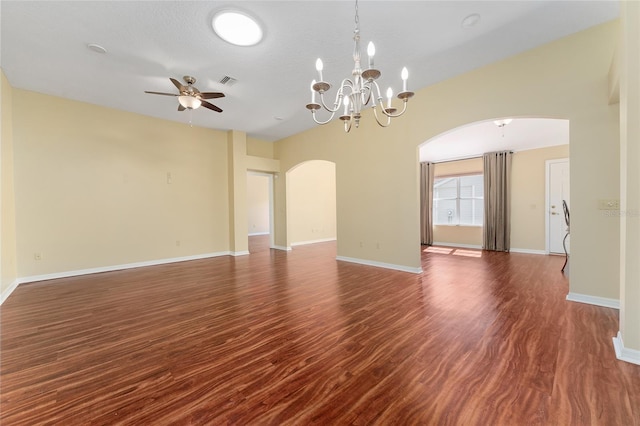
[461, 13, 481, 28]
[212, 10, 263, 46]
[87, 43, 107, 54]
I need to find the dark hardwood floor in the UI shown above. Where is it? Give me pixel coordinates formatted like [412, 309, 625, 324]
[1, 236, 639, 425]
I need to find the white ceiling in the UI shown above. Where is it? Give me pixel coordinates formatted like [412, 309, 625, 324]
[420, 118, 570, 163]
[0, 1, 618, 142]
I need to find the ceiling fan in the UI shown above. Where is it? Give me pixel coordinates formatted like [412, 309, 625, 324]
[145, 76, 225, 113]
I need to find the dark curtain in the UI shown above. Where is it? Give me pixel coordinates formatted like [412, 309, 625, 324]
[420, 162, 435, 245]
[483, 151, 512, 251]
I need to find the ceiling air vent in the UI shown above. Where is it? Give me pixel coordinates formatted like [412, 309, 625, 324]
[219, 76, 237, 86]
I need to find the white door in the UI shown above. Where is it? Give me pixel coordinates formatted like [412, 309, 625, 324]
[547, 159, 570, 254]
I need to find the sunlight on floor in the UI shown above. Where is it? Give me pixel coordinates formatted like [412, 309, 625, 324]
[423, 247, 453, 255]
[423, 246, 482, 258]
[452, 249, 482, 258]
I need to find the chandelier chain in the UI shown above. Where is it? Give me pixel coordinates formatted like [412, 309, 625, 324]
[354, 0, 359, 27]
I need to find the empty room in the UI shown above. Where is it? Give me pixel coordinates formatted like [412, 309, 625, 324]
[1, 1, 639, 424]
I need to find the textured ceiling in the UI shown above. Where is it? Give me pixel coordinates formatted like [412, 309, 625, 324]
[0, 1, 618, 142]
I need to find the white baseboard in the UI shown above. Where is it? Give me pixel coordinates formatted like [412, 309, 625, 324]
[230, 251, 250, 256]
[613, 331, 640, 365]
[336, 255, 422, 274]
[16, 251, 232, 286]
[271, 245, 292, 251]
[291, 238, 336, 247]
[248, 232, 269, 236]
[0, 279, 20, 305]
[566, 292, 620, 309]
[431, 243, 546, 255]
[510, 248, 547, 255]
[432, 242, 482, 250]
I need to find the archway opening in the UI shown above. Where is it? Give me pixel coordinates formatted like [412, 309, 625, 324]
[286, 160, 337, 248]
[418, 117, 569, 256]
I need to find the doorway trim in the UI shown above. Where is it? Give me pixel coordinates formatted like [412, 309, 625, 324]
[247, 171, 275, 249]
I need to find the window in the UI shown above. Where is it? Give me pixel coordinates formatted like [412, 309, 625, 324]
[433, 174, 484, 226]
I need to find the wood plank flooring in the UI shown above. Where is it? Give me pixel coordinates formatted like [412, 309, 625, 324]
[1, 236, 639, 425]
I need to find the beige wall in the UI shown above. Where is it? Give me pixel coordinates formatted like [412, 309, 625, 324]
[274, 21, 620, 300]
[246, 155, 279, 173]
[287, 160, 336, 246]
[247, 173, 270, 235]
[247, 137, 274, 159]
[619, 2, 640, 352]
[1, 70, 18, 296]
[434, 158, 483, 176]
[13, 89, 231, 278]
[227, 131, 248, 254]
[511, 145, 570, 251]
[434, 225, 483, 247]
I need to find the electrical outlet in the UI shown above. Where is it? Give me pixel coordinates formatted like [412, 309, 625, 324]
[34, 253, 42, 261]
[598, 199, 620, 210]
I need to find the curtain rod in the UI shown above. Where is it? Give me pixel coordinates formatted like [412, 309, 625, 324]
[426, 151, 514, 165]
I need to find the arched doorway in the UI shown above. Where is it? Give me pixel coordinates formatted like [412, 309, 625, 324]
[418, 117, 570, 254]
[286, 160, 337, 248]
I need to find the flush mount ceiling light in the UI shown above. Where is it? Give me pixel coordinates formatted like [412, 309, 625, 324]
[494, 119, 513, 127]
[212, 10, 263, 46]
[87, 43, 107, 54]
[306, 0, 414, 133]
[461, 13, 481, 28]
[494, 118, 513, 137]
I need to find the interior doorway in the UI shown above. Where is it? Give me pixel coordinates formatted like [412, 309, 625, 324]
[247, 171, 274, 252]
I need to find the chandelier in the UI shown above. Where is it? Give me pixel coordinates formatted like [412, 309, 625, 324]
[305, 0, 414, 132]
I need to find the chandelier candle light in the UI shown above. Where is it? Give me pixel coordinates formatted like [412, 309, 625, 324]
[306, 0, 414, 132]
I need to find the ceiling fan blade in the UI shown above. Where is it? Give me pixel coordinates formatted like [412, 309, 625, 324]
[145, 91, 178, 96]
[199, 92, 225, 99]
[201, 100, 223, 113]
[178, 104, 186, 111]
[170, 78, 186, 92]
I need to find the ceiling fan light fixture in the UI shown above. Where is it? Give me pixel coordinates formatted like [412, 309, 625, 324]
[178, 95, 202, 110]
[212, 10, 263, 46]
